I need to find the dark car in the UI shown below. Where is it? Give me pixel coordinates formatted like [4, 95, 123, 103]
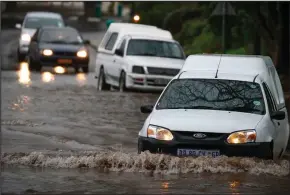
[27, 26, 90, 73]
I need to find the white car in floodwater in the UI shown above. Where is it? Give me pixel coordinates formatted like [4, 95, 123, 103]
[138, 54, 289, 160]
[95, 23, 186, 92]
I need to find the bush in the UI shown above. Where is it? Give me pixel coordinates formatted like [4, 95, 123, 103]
[225, 47, 247, 55]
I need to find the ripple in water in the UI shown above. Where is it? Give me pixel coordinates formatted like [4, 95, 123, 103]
[1, 151, 289, 177]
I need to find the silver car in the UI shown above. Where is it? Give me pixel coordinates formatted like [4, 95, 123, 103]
[15, 11, 65, 62]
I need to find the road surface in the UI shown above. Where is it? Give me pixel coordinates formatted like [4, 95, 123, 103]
[1, 30, 290, 195]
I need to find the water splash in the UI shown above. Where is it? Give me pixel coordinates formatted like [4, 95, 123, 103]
[2, 151, 289, 177]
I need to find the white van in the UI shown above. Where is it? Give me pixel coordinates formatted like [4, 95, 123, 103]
[138, 54, 289, 160]
[95, 23, 186, 92]
[15, 12, 65, 62]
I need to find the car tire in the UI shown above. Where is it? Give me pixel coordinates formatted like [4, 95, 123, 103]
[97, 67, 110, 91]
[28, 57, 41, 72]
[137, 139, 144, 154]
[82, 67, 89, 73]
[17, 49, 25, 62]
[27, 57, 34, 71]
[119, 71, 128, 92]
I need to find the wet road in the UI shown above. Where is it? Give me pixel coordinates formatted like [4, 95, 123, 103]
[1, 31, 290, 194]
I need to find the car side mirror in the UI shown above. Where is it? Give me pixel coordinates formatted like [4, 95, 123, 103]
[271, 111, 286, 120]
[15, 23, 22, 29]
[140, 105, 153, 113]
[115, 49, 123, 57]
[83, 40, 90, 45]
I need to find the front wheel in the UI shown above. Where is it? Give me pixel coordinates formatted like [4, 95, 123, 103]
[97, 68, 110, 91]
[119, 71, 128, 92]
[82, 67, 89, 73]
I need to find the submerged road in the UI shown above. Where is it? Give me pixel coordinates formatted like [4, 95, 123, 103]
[1, 29, 290, 194]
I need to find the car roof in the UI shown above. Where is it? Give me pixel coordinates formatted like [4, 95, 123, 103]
[25, 11, 62, 19]
[176, 70, 260, 83]
[107, 22, 173, 40]
[39, 26, 77, 32]
[180, 54, 274, 81]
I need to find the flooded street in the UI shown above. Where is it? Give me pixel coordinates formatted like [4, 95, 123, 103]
[1, 68, 290, 194]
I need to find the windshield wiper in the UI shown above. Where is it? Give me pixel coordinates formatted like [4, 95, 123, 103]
[139, 53, 157, 56]
[226, 107, 262, 113]
[159, 55, 183, 59]
[66, 41, 81, 45]
[47, 40, 67, 44]
[164, 106, 220, 110]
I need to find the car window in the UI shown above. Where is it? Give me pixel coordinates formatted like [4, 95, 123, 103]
[119, 39, 127, 52]
[105, 32, 118, 51]
[126, 39, 185, 59]
[262, 82, 277, 113]
[39, 29, 83, 44]
[24, 17, 64, 29]
[100, 32, 112, 48]
[31, 29, 39, 42]
[156, 79, 266, 115]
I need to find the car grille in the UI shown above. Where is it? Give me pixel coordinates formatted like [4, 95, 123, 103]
[147, 67, 180, 76]
[53, 51, 76, 57]
[172, 131, 227, 141]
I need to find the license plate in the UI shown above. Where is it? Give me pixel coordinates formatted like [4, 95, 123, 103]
[154, 78, 170, 85]
[58, 59, 72, 64]
[177, 149, 220, 157]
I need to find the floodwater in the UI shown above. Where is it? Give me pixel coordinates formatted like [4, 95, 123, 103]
[1, 65, 290, 194]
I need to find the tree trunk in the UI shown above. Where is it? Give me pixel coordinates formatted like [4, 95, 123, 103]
[276, 2, 290, 91]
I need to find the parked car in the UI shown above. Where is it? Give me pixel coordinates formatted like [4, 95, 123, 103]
[26, 26, 90, 73]
[138, 54, 289, 160]
[16, 11, 65, 62]
[95, 23, 186, 92]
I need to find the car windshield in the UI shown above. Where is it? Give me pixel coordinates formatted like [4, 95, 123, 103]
[156, 79, 266, 115]
[39, 29, 83, 44]
[24, 17, 64, 29]
[126, 39, 185, 59]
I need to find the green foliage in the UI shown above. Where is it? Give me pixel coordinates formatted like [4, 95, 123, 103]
[225, 47, 247, 55]
[135, 2, 289, 78]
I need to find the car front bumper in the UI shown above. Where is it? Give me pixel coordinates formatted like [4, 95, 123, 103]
[126, 73, 174, 91]
[138, 136, 273, 159]
[18, 45, 29, 55]
[38, 56, 89, 68]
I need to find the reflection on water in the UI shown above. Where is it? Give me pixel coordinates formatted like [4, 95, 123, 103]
[54, 66, 65, 74]
[229, 180, 240, 195]
[10, 95, 31, 112]
[76, 73, 87, 85]
[42, 72, 55, 83]
[17, 62, 31, 86]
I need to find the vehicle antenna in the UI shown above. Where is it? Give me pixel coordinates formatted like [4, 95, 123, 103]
[215, 54, 222, 78]
[253, 74, 259, 82]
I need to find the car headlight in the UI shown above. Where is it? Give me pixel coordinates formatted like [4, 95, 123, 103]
[77, 50, 87, 58]
[147, 125, 174, 141]
[42, 49, 53, 56]
[227, 130, 256, 144]
[132, 65, 145, 74]
[21, 34, 31, 42]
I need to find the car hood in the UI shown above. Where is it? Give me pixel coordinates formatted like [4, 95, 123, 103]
[39, 43, 85, 52]
[149, 109, 264, 134]
[126, 56, 185, 69]
[21, 28, 37, 37]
